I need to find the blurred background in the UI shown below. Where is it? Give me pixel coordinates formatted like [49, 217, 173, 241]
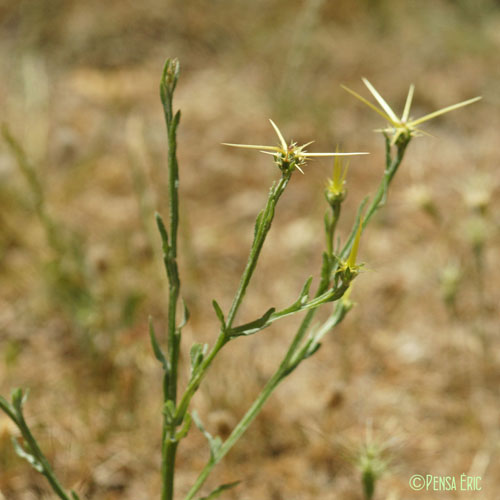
[0, 0, 499, 498]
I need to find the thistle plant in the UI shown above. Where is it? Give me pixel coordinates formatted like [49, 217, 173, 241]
[342, 78, 481, 146]
[0, 61, 480, 500]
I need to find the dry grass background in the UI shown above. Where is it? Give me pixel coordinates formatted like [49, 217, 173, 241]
[0, 0, 499, 498]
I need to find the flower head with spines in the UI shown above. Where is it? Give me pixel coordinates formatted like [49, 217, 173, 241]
[342, 78, 481, 146]
[223, 120, 368, 174]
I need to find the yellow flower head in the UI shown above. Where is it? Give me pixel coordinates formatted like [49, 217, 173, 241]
[223, 119, 367, 174]
[342, 78, 481, 145]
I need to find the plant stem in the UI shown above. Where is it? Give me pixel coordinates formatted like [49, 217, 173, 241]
[184, 369, 284, 500]
[326, 202, 341, 259]
[175, 332, 227, 421]
[159, 58, 182, 500]
[174, 173, 292, 423]
[361, 137, 408, 230]
[14, 412, 72, 500]
[226, 173, 292, 329]
[162, 434, 179, 500]
[336, 137, 409, 266]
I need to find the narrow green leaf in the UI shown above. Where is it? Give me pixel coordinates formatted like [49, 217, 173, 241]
[163, 400, 176, 424]
[253, 209, 264, 239]
[320, 251, 330, 280]
[0, 394, 16, 421]
[304, 341, 321, 359]
[189, 343, 207, 376]
[310, 299, 350, 346]
[212, 300, 226, 328]
[11, 388, 26, 412]
[155, 213, 169, 252]
[12, 437, 43, 472]
[71, 491, 81, 500]
[199, 481, 241, 500]
[288, 336, 322, 370]
[210, 436, 222, 459]
[192, 411, 221, 461]
[298, 276, 313, 304]
[175, 412, 192, 440]
[172, 109, 181, 129]
[149, 317, 167, 370]
[179, 299, 190, 329]
[228, 307, 276, 337]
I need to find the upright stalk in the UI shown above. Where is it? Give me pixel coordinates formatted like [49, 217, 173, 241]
[361, 136, 408, 229]
[159, 58, 182, 500]
[184, 370, 283, 500]
[174, 172, 292, 422]
[226, 173, 291, 328]
[339, 136, 409, 264]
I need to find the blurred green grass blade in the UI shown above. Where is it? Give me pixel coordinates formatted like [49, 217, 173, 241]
[149, 317, 168, 370]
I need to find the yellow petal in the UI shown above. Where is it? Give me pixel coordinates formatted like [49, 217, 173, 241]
[341, 84, 398, 126]
[362, 78, 400, 125]
[297, 141, 315, 152]
[304, 152, 369, 157]
[269, 119, 288, 151]
[411, 127, 434, 138]
[401, 84, 415, 123]
[410, 96, 482, 126]
[222, 143, 281, 152]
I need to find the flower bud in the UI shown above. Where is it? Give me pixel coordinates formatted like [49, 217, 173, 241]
[325, 153, 348, 206]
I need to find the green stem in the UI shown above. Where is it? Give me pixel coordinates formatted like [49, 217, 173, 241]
[361, 137, 408, 230]
[0, 392, 79, 500]
[226, 173, 292, 329]
[162, 433, 179, 500]
[326, 202, 341, 259]
[16, 415, 71, 500]
[337, 137, 410, 265]
[175, 333, 227, 421]
[174, 173, 292, 423]
[159, 58, 182, 500]
[281, 202, 344, 365]
[13, 412, 71, 499]
[184, 370, 284, 500]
